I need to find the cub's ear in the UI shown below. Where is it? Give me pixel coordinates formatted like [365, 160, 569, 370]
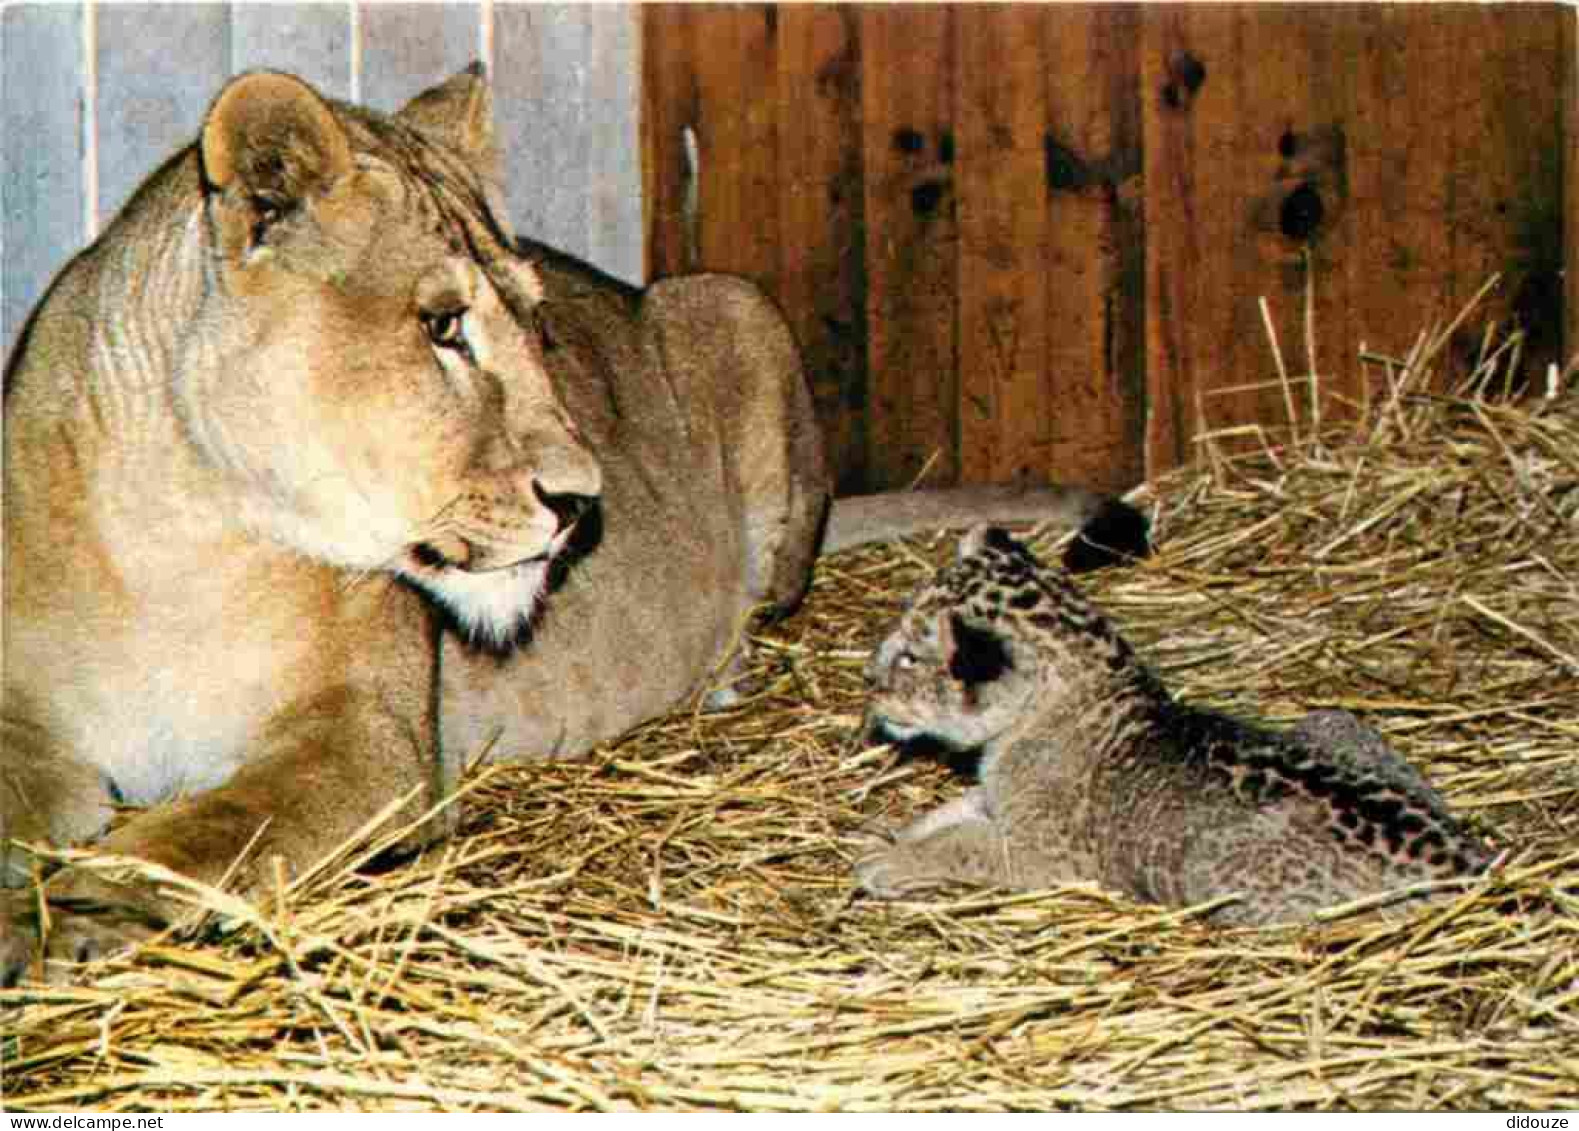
[946, 614, 1013, 687]
[958, 524, 1031, 564]
[958, 525, 996, 561]
[395, 63, 500, 186]
[201, 71, 352, 200]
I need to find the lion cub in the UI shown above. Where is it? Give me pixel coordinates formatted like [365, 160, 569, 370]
[857, 526, 1495, 925]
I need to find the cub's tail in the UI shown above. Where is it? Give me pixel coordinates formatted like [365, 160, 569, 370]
[822, 484, 1150, 573]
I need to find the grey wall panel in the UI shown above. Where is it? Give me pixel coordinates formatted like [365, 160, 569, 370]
[359, 2, 481, 114]
[95, 3, 230, 229]
[582, 5, 640, 284]
[2, 3, 86, 355]
[495, 4, 640, 284]
[495, 5, 589, 260]
[231, 2, 353, 101]
[0, 0, 642, 362]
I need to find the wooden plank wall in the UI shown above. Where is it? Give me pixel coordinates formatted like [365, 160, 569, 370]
[0, 2, 641, 357]
[1570, 8, 1579, 385]
[645, 4, 1572, 493]
[7, 4, 1571, 491]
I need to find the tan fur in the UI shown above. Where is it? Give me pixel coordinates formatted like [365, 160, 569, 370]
[2, 70, 1126, 982]
[2, 69, 598, 977]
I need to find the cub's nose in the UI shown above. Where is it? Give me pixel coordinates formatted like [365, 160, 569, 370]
[865, 637, 901, 686]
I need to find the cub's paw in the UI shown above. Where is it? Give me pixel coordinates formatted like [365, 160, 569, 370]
[854, 845, 942, 900]
[702, 647, 765, 711]
[702, 680, 758, 712]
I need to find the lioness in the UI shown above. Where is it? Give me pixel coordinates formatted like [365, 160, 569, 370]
[2, 67, 1146, 982]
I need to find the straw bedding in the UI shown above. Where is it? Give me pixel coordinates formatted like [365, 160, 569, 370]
[3, 332, 1577, 1111]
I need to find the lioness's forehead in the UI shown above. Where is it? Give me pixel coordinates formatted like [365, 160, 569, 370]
[327, 146, 535, 309]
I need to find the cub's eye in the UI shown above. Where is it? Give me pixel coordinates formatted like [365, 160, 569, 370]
[894, 650, 919, 671]
[421, 309, 469, 352]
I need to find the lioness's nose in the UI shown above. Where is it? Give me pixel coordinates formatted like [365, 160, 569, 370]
[478, 420, 602, 501]
[533, 479, 595, 536]
[525, 429, 601, 525]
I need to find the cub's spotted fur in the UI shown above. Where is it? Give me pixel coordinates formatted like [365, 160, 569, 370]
[858, 526, 1495, 925]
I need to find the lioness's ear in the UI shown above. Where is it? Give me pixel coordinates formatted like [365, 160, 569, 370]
[395, 63, 500, 184]
[201, 71, 352, 199]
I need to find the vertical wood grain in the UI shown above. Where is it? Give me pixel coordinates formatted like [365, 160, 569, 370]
[230, 2, 353, 100]
[2, 3, 85, 356]
[644, 5, 781, 287]
[1457, 4, 1567, 386]
[691, 5, 781, 290]
[1346, 8, 1473, 383]
[1141, 5, 1309, 469]
[1330, 6, 1567, 401]
[641, 4, 699, 279]
[775, 5, 867, 492]
[16, 1, 1560, 500]
[95, 3, 230, 230]
[1140, 7, 1196, 471]
[1229, 4, 1340, 435]
[1040, 4, 1146, 493]
[1569, 5, 1578, 379]
[1444, 5, 1561, 352]
[954, 5, 1050, 484]
[858, 4, 959, 490]
[1275, 7, 1365, 418]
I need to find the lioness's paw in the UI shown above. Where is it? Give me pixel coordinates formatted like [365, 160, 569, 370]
[51, 908, 158, 975]
[1, 877, 162, 985]
[7, 911, 158, 986]
[1, 892, 42, 987]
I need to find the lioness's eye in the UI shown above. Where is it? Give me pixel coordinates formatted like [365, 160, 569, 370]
[422, 309, 468, 351]
[252, 195, 284, 224]
[248, 194, 287, 246]
[531, 307, 557, 353]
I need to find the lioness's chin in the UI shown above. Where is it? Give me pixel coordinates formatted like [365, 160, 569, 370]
[403, 560, 550, 654]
